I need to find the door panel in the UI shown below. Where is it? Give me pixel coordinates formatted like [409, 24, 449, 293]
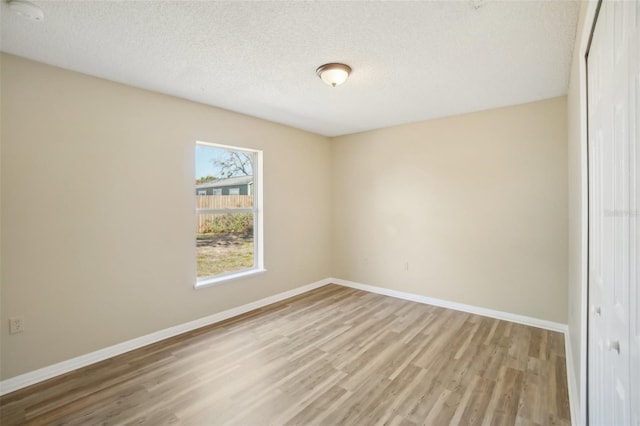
[587, 1, 637, 424]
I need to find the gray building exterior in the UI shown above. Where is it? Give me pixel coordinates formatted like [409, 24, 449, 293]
[195, 175, 253, 196]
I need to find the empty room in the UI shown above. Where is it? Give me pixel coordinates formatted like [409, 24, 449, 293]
[1, 0, 638, 425]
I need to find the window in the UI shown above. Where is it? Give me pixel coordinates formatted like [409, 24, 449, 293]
[197, 190, 207, 196]
[195, 142, 263, 287]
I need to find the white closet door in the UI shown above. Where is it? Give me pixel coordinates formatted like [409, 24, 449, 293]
[587, 1, 638, 424]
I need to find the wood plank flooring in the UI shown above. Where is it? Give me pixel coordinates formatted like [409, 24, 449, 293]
[0, 284, 571, 425]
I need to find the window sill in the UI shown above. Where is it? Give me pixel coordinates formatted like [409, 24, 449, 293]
[195, 268, 267, 289]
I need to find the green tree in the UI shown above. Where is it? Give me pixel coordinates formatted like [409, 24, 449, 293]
[196, 175, 218, 185]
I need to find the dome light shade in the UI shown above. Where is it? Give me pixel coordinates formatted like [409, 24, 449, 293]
[316, 63, 352, 87]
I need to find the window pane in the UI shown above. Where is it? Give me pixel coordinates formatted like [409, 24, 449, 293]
[195, 142, 260, 283]
[196, 212, 254, 278]
[195, 144, 254, 209]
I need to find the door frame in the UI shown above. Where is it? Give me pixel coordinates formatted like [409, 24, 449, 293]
[574, 1, 600, 424]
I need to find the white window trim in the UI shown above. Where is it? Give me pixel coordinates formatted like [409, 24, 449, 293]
[196, 268, 267, 289]
[194, 141, 264, 288]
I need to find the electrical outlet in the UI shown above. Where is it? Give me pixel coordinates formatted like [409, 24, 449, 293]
[9, 316, 24, 334]
[403, 261, 409, 271]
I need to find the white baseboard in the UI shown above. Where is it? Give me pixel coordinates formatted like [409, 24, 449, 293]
[330, 278, 568, 333]
[564, 330, 580, 425]
[1, 276, 573, 403]
[0, 278, 332, 396]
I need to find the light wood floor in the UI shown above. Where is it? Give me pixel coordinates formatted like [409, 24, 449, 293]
[0, 284, 571, 425]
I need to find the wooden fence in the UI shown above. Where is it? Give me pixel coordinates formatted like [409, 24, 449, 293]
[196, 195, 253, 209]
[196, 195, 253, 233]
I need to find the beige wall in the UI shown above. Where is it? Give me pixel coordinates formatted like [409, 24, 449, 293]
[1, 53, 571, 382]
[0, 54, 332, 379]
[331, 97, 568, 323]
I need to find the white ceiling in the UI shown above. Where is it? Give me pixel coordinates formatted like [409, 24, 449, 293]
[1, 1, 579, 137]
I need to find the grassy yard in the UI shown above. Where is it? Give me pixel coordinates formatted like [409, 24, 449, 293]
[197, 233, 253, 277]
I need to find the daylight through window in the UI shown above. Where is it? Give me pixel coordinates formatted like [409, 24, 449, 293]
[195, 142, 262, 286]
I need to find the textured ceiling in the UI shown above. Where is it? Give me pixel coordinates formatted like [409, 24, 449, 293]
[0, 1, 579, 137]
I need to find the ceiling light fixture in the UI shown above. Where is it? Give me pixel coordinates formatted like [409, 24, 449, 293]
[316, 63, 352, 87]
[7, 0, 44, 21]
